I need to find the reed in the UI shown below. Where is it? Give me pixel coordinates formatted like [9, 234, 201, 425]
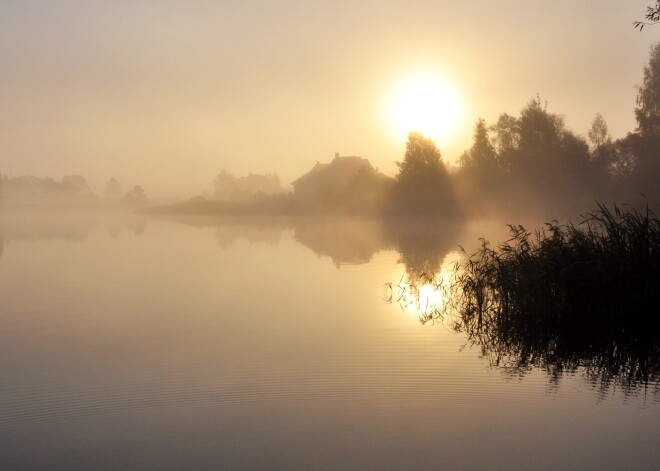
[387, 203, 660, 391]
[454, 203, 660, 326]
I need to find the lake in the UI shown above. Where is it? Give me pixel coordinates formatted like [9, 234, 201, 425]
[0, 212, 658, 470]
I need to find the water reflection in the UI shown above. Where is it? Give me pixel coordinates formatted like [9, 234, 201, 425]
[143, 213, 660, 396]
[160, 215, 286, 248]
[295, 216, 464, 271]
[157, 214, 465, 271]
[387, 269, 660, 396]
[384, 259, 458, 323]
[383, 216, 464, 278]
[0, 213, 148, 256]
[293, 218, 386, 267]
[1, 212, 658, 469]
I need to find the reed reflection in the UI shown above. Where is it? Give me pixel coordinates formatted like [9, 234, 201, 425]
[386, 205, 660, 396]
[388, 267, 660, 395]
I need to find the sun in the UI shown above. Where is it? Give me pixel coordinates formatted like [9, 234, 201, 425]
[386, 73, 465, 144]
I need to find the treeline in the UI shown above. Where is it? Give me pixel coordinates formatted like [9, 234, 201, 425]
[212, 170, 284, 202]
[150, 43, 660, 219]
[0, 174, 148, 210]
[454, 43, 660, 216]
[377, 42, 660, 218]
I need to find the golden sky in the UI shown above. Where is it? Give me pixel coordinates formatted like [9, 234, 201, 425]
[0, 1, 657, 197]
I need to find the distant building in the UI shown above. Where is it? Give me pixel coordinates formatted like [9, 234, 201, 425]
[292, 153, 377, 197]
[214, 170, 284, 202]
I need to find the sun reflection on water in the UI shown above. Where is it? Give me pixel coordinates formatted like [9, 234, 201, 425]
[385, 251, 462, 323]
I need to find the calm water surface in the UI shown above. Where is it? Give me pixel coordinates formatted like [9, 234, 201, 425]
[0, 213, 658, 470]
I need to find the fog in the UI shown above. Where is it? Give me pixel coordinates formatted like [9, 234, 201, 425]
[0, 1, 657, 198]
[2, 5, 660, 469]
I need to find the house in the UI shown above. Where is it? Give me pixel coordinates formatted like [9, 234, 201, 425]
[292, 153, 377, 198]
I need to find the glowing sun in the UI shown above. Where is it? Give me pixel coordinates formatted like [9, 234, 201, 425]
[386, 73, 465, 144]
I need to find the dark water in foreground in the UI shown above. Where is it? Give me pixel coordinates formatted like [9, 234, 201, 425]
[0, 213, 658, 470]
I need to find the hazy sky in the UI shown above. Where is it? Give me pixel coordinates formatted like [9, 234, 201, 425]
[1, 1, 657, 197]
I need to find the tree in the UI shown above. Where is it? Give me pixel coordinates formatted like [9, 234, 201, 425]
[587, 113, 617, 178]
[504, 96, 566, 183]
[121, 185, 148, 207]
[486, 97, 597, 209]
[390, 131, 457, 215]
[459, 119, 498, 175]
[634, 1, 660, 30]
[517, 96, 564, 154]
[635, 43, 660, 139]
[588, 113, 611, 150]
[457, 119, 501, 207]
[491, 113, 519, 156]
[611, 136, 638, 179]
[62, 175, 90, 193]
[622, 43, 660, 195]
[213, 169, 284, 202]
[213, 169, 237, 200]
[396, 131, 448, 184]
[105, 178, 121, 198]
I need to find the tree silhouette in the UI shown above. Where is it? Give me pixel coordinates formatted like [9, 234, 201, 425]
[455, 119, 502, 212]
[587, 114, 617, 180]
[459, 119, 498, 175]
[121, 185, 148, 208]
[635, 43, 660, 139]
[389, 131, 457, 216]
[105, 178, 121, 198]
[634, 1, 660, 30]
[396, 131, 448, 184]
[588, 113, 611, 150]
[616, 43, 660, 195]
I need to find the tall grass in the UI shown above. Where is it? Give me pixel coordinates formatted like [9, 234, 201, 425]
[452, 203, 660, 390]
[454, 203, 660, 325]
[387, 203, 660, 392]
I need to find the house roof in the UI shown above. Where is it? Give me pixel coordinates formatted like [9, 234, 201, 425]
[292, 161, 330, 186]
[292, 156, 374, 186]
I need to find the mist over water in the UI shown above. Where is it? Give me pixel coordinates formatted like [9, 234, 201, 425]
[2, 2, 660, 469]
[0, 213, 658, 470]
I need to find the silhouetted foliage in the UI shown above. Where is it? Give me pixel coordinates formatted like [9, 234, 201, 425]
[62, 175, 91, 194]
[491, 113, 519, 161]
[121, 185, 148, 208]
[213, 169, 283, 202]
[455, 119, 505, 214]
[609, 43, 660, 196]
[0, 175, 99, 209]
[588, 113, 610, 150]
[387, 204, 660, 394]
[151, 43, 660, 219]
[634, 1, 660, 30]
[105, 178, 122, 198]
[635, 43, 660, 138]
[396, 132, 446, 182]
[457, 97, 600, 214]
[449, 204, 660, 392]
[459, 119, 499, 179]
[587, 113, 617, 179]
[389, 131, 458, 216]
[511, 97, 592, 196]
